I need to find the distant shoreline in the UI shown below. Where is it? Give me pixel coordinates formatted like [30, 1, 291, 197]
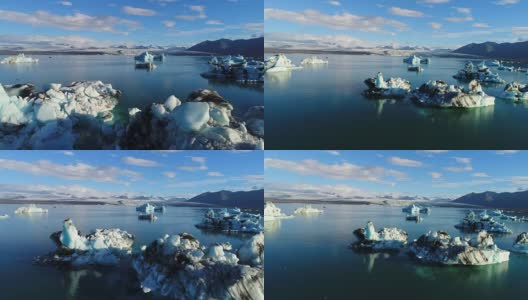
[264, 48, 486, 59]
[0, 50, 212, 56]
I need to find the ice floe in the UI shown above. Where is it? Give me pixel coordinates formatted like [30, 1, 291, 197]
[238, 232, 264, 266]
[136, 203, 156, 213]
[0, 81, 122, 149]
[512, 232, 528, 254]
[453, 61, 505, 84]
[14, 204, 48, 214]
[300, 56, 329, 65]
[410, 230, 510, 266]
[0, 53, 38, 64]
[264, 54, 301, 73]
[351, 221, 408, 252]
[195, 208, 263, 234]
[123, 89, 264, 150]
[35, 218, 134, 267]
[0, 214, 9, 219]
[403, 55, 421, 65]
[402, 204, 421, 215]
[363, 72, 411, 99]
[202, 55, 264, 84]
[264, 201, 293, 220]
[455, 210, 512, 234]
[412, 80, 495, 108]
[293, 205, 323, 215]
[133, 233, 264, 300]
[500, 82, 528, 102]
[134, 52, 156, 70]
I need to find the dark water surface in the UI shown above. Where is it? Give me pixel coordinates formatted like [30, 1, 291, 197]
[265, 54, 528, 149]
[265, 204, 528, 300]
[0, 204, 253, 299]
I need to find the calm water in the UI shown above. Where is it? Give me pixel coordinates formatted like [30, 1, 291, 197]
[265, 54, 528, 149]
[265, 204, 528, 300]
[0, 55, 263, 118]
[0, 204, 254, 300]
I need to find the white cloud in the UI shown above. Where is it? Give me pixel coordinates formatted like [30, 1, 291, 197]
[444, 157, 473, 172]
[430, 22, 442, 29]
[496, 150, 520, 155]
[473, 23, 490, 28]
[494, 0, 520, 5]
[388, 156, 423, 167]
[264, 8, 408, 32]
[206, 20, 224, 25]
[418, 0, 451, 3]
[264, 32, 371, 49]
[57, 1, 72, 6]
[327, 1, 341, 6]
[429, 172, 443, 179]
[178, 156, 208, 172]
[163, 171, 176, 178]
[0, 159, 140, 184]
[176, 5, 207, 21]
[0, 9, 141, 34]
[265, 158, 407, 184]
[389, 7, 424, 18]
[326, 150, 340, 156]
[444, 7, 473, 22]
[62, 151, 74, 156]
[473, 172, 490, 177]
[122, 156, 159, 167]
[162, 20, 176, 28]
[122, 6, 156, 16]
[208, 171, 224, 177]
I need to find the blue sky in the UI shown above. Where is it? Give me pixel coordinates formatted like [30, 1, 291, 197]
[265, 150, 528, 201]
[0, 0, 263, 48]
[0, 150, 263, 200]
[265, 0, 528, 49]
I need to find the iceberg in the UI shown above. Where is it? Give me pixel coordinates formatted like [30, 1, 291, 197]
[264, 201, 293, 220]
[403, 55, 421, 65]
[35, 218, 134, 267]
[512, 232, 528, 254]
[136, 203, 155, 213]
[420, 58, 431, 64]
[363, 72, 411, 99]
[420, 207, 431, 214]
[134, 52, 156, 70]
[455, 210, 512, 234]
[14, 204, 48, 214]
[238, 232, 264, 266]
[132, 233, 264, 300]
[202, 55, 264, 84]
[411, 80, 495, 108]
[453, 61, 505, 84]
[490, 60, 501, 67]
[500, 82, 528, 102]
[0, 53, 38, 64]
[195, 208, 263, 234]
[0, 81, 121, 149]
[300, 56, 329, 65]
[124, 89, 264, 150]
[0, 214, 8, 219]
[264, 54, 301, 73]
[351, 221, 408, 252]
[410, 230, 510, 266]
[293, 205, 324, 215]
[402, 204, 421, 215]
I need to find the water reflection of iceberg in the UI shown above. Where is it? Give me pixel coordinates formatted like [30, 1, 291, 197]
[265, 70, 292, 88]
[414, 261, 509, 283]
[416, 104, 495, 124]
[205, 78, 264, 92]
[66, 270, 102, 299]
[264, 219, 282, 234]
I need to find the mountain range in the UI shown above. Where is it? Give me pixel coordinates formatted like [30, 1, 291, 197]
[187, 37, 264, 58]
[453, 190, 528, 209]
[454, 41, 528, 60]
[185, 189, 264, 209]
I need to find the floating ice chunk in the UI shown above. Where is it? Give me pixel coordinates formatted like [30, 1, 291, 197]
[202, 55, 264, 84]
[136, 203, 156, 214]
[164, 95, 181, 111]
[455, 210, 512, 234]
[300, 56, 329, 65]
[14, 204, 48, 214]
[512, 232, 528, 254]
[238, 233, 264, 266]
[453, 61, 505, 84]
[402, 204, 421, 215]
[0, 214, 9, 219]
[351, 221, 408, 252]
[410, 230, 510, 265]
[403, 55, 421, 65]
[500, 82, 528, 102]
[171, 102, 210, 132]
[132, 233, 264, 300]
[0, 53, 38, 64]
[128, 107, 141, 117]
[264, 201, 294, 221]
[294, 205, 323, 215]
[265, 54, 302, 73]
[412, 80, 495, 108]
[195, 208, 263, 234]
[363, 72, 411, 99]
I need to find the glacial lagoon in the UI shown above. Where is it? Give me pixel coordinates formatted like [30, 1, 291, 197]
[265, 54, 528, 149]
[0, 55, 263, 120]
[0, 204, 255, 299]
[265, 204, 527, 300]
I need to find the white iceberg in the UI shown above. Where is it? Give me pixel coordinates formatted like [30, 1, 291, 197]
[512, 232, 528, 254]
[412, 80, 495, 108]
[453, 61, 505, 84]
[35, 218, 134, 267]
[0, 214, 9, 219]
[124, 89, 264, 150]
[264, 201, 293, 220]
[351, 221, 408, 252]
[402, 204, 421, 215]
[403, 55, 421, 65]
[363, 72, 411, 99]
[202, 55, 264, 84]
[264, 54, 301, 73]
[238, 232, 264, 266]
[14, 204, 48, 214]
[133, 233, 264, 300]
[294, 204, 323, 215]
[0, 53, 38, 64]
[136, 203, 156, 214]
[410, 230, 510, 266]
[455, 210, 512, 234]
[500, 82, 528, 102]
[300, 56, 329, 65]
[195, 208, 263, 234]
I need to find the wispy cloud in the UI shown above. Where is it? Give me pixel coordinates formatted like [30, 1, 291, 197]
[494, 0, 520, 5]
[444, 157, 473, 172]
[178, 156, 208, 172]
[122, 6, 157, 17]
[176, 5, 207, 21]
[389, 7, 424, 18]
[122, 156, 159, 167]
[496, 150, 520, 155]
[388, 156, 423, 167]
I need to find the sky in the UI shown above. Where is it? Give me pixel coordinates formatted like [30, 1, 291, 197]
[265, 150, 528, 201]
[265, 0, 528, 49]
[0, 0, 263, 48]
[0, 150, 263, 201]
